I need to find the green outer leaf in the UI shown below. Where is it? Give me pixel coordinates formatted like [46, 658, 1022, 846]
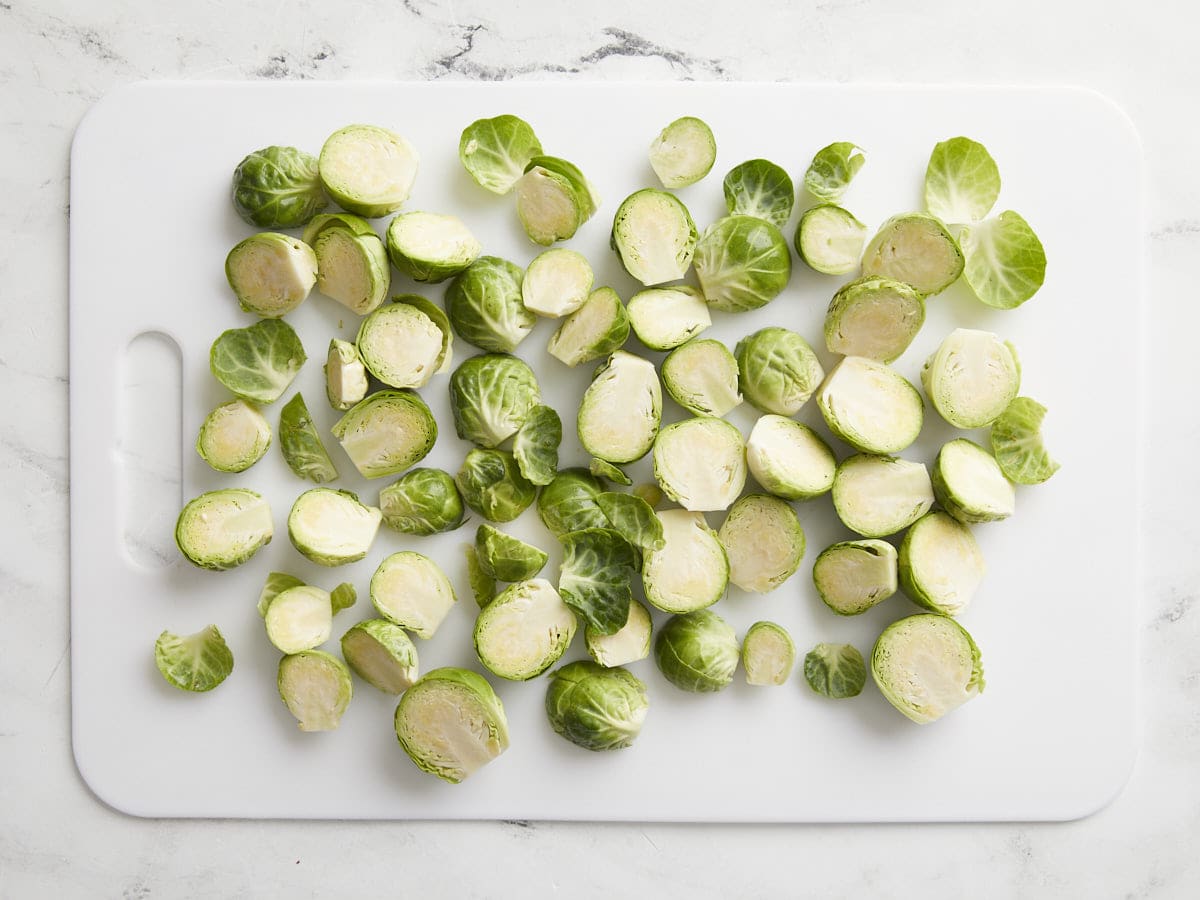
[513, 405, 561, 487]
[653, 609, 739, 693]
[961, 211, 1047, 309]
[924, 136, 1001, 224]
[379, 468, 465, 535]
[693, 215, 792, 313]
[232, 145, 328, 229]
[278, 393, 338, 483]
[537, 469, 608, 538]
[595, 492, 665, 552]
[804, 142, 865, 203]
[330, 583, 357, 614]
[210, 318, 306, 404]
[722, 159, 794, 228]
[544, 661, 649, 751]
[445, 256, 534, 354]
[589, 458, 632, 486]
[154, 625, 234, 692]
[475, 524, 549, 582]
[990, 396, 1061, 484]
[803, 642, 866, 698]
[464, 544, 498, 608]
[558, 528, 638, 636]
[449, 353, 541, 449]
[456, 449, 537, 523]
[459, 114, 544, 194]
[258, 572, 305, 617]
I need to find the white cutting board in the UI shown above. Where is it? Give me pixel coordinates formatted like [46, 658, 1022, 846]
[69, 82, 1142, 821]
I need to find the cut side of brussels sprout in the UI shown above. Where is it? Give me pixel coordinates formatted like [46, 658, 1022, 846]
[278, 393, 338, 484]
[521, 248, 594, 318]
[512, 404, 561, 487]
[332, 390, 438, 479]
[643, 509, 728, 614]
[795, 204, 867, 275]
[627, 286, 712, 351]
[932, 438, 1015, 524]
[319, 124, 419, 218]
[590, 457, 632, 486]
[312, 223, 391, 316]
[356, 302, 443, 389]
[196, 398, 271, 474]
[459, 114, 543, 195]
[871, 614, 984, 724]
[812, 539, 898, 615]
[446, 256, 534, 354]
[393, 295, 455, 374]
[545, 661, 649, 751]
[654, 609, 739, 693]
[515, 156, 595, 245]
[457, 449, 537, 523]
[817, 356, 924, 455]
[586, 599, 653, 668]
[277, 650, 353, 732]
[824, 276, 926, 363]
[340, 619, 419, 694]
[653, 417, 746, 512]
[990, 396, 1060, 485]
[735, 327, 824, 416]
[176, 489, 273, 570]
[577, 351, 662, 464]
[832, 454, 933, 538]
[804, 142, 865, 203]
[474, 579, 577, 681]
[225, 233, 318, 318]
[693, 215, 792, 313]
[745, 415, 836, 501]
[449, 353, 540, 449]
[722, 159, 794, 229]
[379, 467, 465, 535]
[386, 212, 481, 284]
[465, 544, 497, 608]
[661, 338, 742, 418]
[264, 585, 333, 654]
[648, 116, 717, 189]
[288, 488, 381, 567]
[154, 625, 234, 692]
[899, 511, 986, 616]
[537, 469, 608, 538]
[922, 328, 1020, 429]
[371, 550, 457, 639]
[861, 213, 964, 296]
[547, 286, 631, 367]
[718, 494, 805, 593]
[557, 528, 639, 635]
[611, 189, 698, 286]
[324, 339, 368, 411]
[803, 643, 866, 699]
[742, 622, 795, 686]
[960, 210, 1047, 309]
[924, 136, 1001, 225]
[232, 145, 328, 229]
[210, 318, 306, 405]
[476, 524, 549, 583]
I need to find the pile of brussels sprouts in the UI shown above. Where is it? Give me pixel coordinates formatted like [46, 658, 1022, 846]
[156, 114, 1056, 785]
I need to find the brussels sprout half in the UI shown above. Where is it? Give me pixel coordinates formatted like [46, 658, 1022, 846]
[654, 609, 739, 693]
[176, 489, 273, 570]
[932, 438, 1015, 524]
[516, 156, 597, 246]
[817, 356, 924, 455]
[324, 339, 368, 411]
[474, 579, 577, 681]
[742, 621, 795, 686]
[824, 276, 926, 363]
[521, 248, 594, 318]
[648, 116, 716, 189]
[332, 390, 438, 479]
[586, 599, 653, 668]
[804, 142, 866, 203]
[924, 136, 1001, 225]
[196, 398, 271, 474]
[386, 212, 481, 284]
[871, 614, 985, 724]
[547, 287, 631, 367]
[745, 415, 836, 501]
[263, 585, 334, 654]
[225, 233, 318, 318]
[311, 219, 391, 316]
[356, 302, 444, 390]
[537, 468, 608, 538]
[627, 285, 711, 351]
[319, 124, 419, 218]
[278, 650, 353, 732]
[898, 511, 986, 617]
[861, 213, 964, 297]
[693, 215, 792, 313]
[723, 159, 794, 229]
[832, 454, 933, 538]
[795, 204, 867, 275]
[661, 338, 742, 418]
[990, 396, 1061, 485]
[922, 328, 1021, 429]
[393, 294, 455, 375]
[445, 256, 534, 354]
[812, 539, 898, 616]
[340, 619, 419, 694]
[653, 417, 746, 512]
[278, 393, 338, 484]
[459, 114, 543, 195]
[803, 643, 866, 699]
[960, 211, 1047, 310]
[288, 488, 382, 567]
[545, 661, 649, 751]
[379, 467, 465, 536]
[577, 351, 662, 465]
[210, 318, 306, 405]
[643, 509, 728, 614]
[718, 494, 805, 593]
[154, 625, 234, 692]
[611, 189, 697, 286]
[231, 145, 328, 229]
[735, 327, 824, 416]
[449, 353, 541, 449]
[475, 524, 549, 583]
[456, 449, 537, 523]
[371, 550, 457, 639]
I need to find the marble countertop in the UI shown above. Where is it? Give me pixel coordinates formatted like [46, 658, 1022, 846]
[2, 0, 1197, 895]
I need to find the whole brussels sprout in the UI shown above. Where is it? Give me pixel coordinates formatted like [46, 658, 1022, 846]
[693, 215, 792, 313]
[449, 353, 541, 449]
[654, 609, 739, 693]
[457, 449, 537, 523]
[545, 661, 649, 751]
[231, 145, 328, 228]
[378, 468, 465, 536]
[735, 327, 824, 416]
[446, 256, 535, 354]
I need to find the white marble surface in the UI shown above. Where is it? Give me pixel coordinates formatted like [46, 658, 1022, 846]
[1, 0, 1197, 895]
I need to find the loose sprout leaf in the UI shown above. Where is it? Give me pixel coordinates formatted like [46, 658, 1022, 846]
[464, 544, 498, 608]
[278, 393, 338, 483]
[459, 114, 544, 194]
[589, 457, 632, 486]
[258, 572, 305, 617]
[990, 396, 1061, 484]
[209, 318, 306, 404]
[804, 142, 865, 203]
[537, 469, 609, 538]
[722, 159, 795, 229]
[558, 528, 639, 636]
[232, 145, 328, 229]
[924, 136, 1001, 225]
[330, 583, 357, 614]
[960, 211, 1047, 309]
[803, 643, 866, 699]
[513, 404, 561, 487]
[154, 625, 234, 693]
[596, 492, 665, 552]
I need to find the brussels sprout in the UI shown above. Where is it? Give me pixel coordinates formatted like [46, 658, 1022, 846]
[922, 328, 1020, 429]
[446, 256, 534, 354]
[577, 351, 662, 464]
[318, 124, 418, 218]
[745, 415, 836, 501]
[741, 621, 795, 686]
[474, 578, 577, 680]
[394, 295, 455, 374]
[589, 457, 632, 485]
[961, 211, 1047, 309]
[642, 509, 728, 613]
[464, 544, 497, 608]
[476, 524, 549, 582]
[537, 468, 608, 538]
[355, 302, 443, 389]
[515, 155, 597, 245]
[332, 390, 438, 479]
[611, 189, 698, 286]
[547, 286, 630, 367]
[324, 339, 368, 411]
[812, 539, 898, 615]
[718, 494, 805, 593]
[513, 404, 561, 487]
[379, 468, 465, 535]
[176, 489, 272, 570]
[457, 449, 537, 523]
[653, 417, 746, 512]
[871, 614, 985, 724]
[257, 571, 305, 617]
[648, 115, 716, 188]
[394, 667, 509, 783]
[340, 619, 419, 694]
[661, 338, 741, 418]
[231, 145, 328, 228]
[824, 276, 926, 363]
[931, 439, 1015, 524]
[861, 213, 964, 296]
[288, 488, 381, 567]
[196, 398, 271, 473]
[990, 396, 1060, 485]
[371, 550, 457, 639]
[817, 356, 924, 455]
[546, 661, 649, 751]
[693, 215, 792, 313]
[154, 625, 234, 692]
[225, 233, 318, 318]
[311, 217, 391, 316]
[210, 318, 306, 404]
[595, 492, 664, 552]
[722, 159, 794, 229]
[459, 114, 543, 195]
[521, 248, 594, 318]
[898, 511, 986, 617]
[277, 650, 353, 732]
[832, 454, 933, 538]
[331, 582, 357, 613]
[804, 142, 865, 202]
[448, 353, 540, 449]
[278, 393, 338, 483]
[586, 599, 653, 668]
[627, 285, 711, 351]
[558, 527, 639, 635]
[263, 585, 333, 654]
[924, 136, 1001, 225]
[386, 212, 481, 284]
[632, 482, 664, 509]
[795, 204, 867, 275]
[803, 643, 866, 698]
[735, 327, 824, 416]
[654, 609, 739, 693]
[303, 212, 379, 244]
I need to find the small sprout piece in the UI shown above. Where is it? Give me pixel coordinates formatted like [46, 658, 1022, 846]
[394, 667, 509, 783]
[718, 494, 805, 593]
[356, 302, 444, 389]
[547, 287, 630, 366]
[456, 449, 537, 523]
[922, 328, 1021, 429]
[595, 492, 664, 552]
[648, 116, 716, 188]
[722, 159, 794, 229]
[694, 215, 792, 313]
[735, 327, 824, 416]
[611, 189, 698, 286]
[476, 524, 549, 582]
[341, 619, 419, 694]
[924, 136, 1001, 225]
[654, 609, 739, 693]
[196, 399, 271, 473]
[303, 212, 379, 244]
[577, 351, 662, 464]
[742, 622, 795, 686]
[446, 256, 534, 354]
[154, 625, 233, 692]
[330, 583, 357, 613]
[824, 276, 926, 363]
[833, 454, 934, 538]
[861, 213, 964, 296]
[264, 585, 333, 654]
[746, 415, 836, 501]
[459, 114, 543, 195]
[225, 233, 318, 318]
[871, 614, 984, 724]
[633, 482, 664, 508]
[546, 662, 649, 751]
[653, 417, 746, 512]
[310, 217, 391, 316]
[288, 488, 381, 567]
[643, 509, 728, 613]
[332, 390, 438, 479]
[515, 155, 597, 245]
[474, 579, 577, 680]
[324, 339, 368, 411]
[805, 142, 866, 202]
[231, 145, 327, 228]
[449, 353, 541, 449]
[278, 393, 338, 483]
[932, 439, 1015, 524]
[627, 285, 711, 351]
[371, 551, 457, 639]
[662, 338, 741, 418]
[176, 489, 272, 570]
[795, 204, 867, 275]
[586, 599, 653, 668]
[318, 124, 418, 218]
[898, 511, 986, 616]
[817, 356, 924, 455]
[277, 650, 353, 732]
[961, 211, 1047, 309]
[379, 468, 465, 535]
[386, 212, 481, 284]
[513, 404, 561, 487]
[590, 458, 631, 485]
[991, 397, 1061, 485]
[537, 469, 608, 538]
[521, 249, 594, 318]
[209, 319, 306, 404]
[395, 295, 455, 374]
[803, 643, 866, 699]
[258, 572, 305, 617]
[464, 544, 497, 608]
[812, 540, 898, 615]
[558, 528, 639, 635]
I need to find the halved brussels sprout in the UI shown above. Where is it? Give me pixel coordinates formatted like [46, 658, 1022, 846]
[176, 489, 272, 570]
[332, 390, 438, 479]
[379, 468, 465, 535]
[654, 609, 739, 693]
[795, 204, 867, 275]
[394, 295, 455, 374]
[319, 124, 419, 218]
[803, 643, 866, 699]
[861, 213, 964, 296]
[804, 142, 865, 202]
[817, 356, 924, 454]
[586, 599, 653, 668]
[232, 145, 327, 228]
[693, 215, 792, 313]
[742, 621, 795, 686]
[303, 212, 379, 244]
[611, 189, 697, 286]
[449, 353, 540, 449]
[990, 396, 1060, 485]
[537, 468, 608, 538]
[513, 404, 561, 487]
[642, 509, 728, 613]
[547, 286, 631, 367]
[515, 155, 597, 245]
[871, 614, 984, 724]
[558, 528, 639, 635]
[812, 539, 898, 615]
[653, 417, 746, 512]
[324, 339, 368, 411]
[722, 159, 794, 229]
[924, 136, 1001, 225]
[627, 285, 711, 351]
[196, 398, 271, 473]
[386, 212, 481, 284]
[648, 115, 716, 188]
[961, 211, 1047, 309]
[456, 449, 537, 523]
[594, 492, 664, 553]
[545, 661, 649, 751]
[718, 494, 805, 593]
[210, 318, 306, 404]
[464, 544, 497, 608]
[288, 488, 381, 567]
[474, 578, 577, 680]
[590, 457, 632, 486]
[459, 114, 543, 195]
[371, 550, 457, 639]
[278, 650, 353, 732]
[932, 438, 1015, 524]
[278, 393, 338, 483]
[311, 218, 391, 316]
[661, 338, 741, 418]
[922, 328, 1020, 429]
[832, 454, 933, 538]
[225, 233, 318, 318]
[521, 248, 594, 318]
[154, 625, 234, 692]
[257, 571, 305, 617]
[735, 327, 824, 416]
[356, 302, 443, 389]
[476, 524, 549, 582]
[899, 511, 986, 616]
[577, 351, 662, 464]
[340, 619, 419, 694]
[445, 256, 534, 354]
[263, 585, 333, 654]
[824, 276, 926, 363]
[745, 415, 836, 501]
[394, 667, 509, 783]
